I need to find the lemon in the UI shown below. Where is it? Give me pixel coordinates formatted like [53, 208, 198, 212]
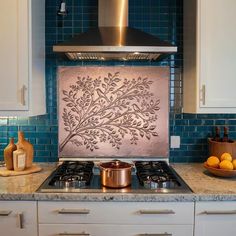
[232, 160, 236, 170]
[207, 156, 220, 168]
[220, 152, 232, 162]
[219, 160, 234, 170]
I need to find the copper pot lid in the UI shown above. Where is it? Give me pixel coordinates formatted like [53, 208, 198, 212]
[100, 160, 132, 169]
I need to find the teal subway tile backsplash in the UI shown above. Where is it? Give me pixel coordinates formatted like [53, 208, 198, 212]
[36, 139, 51, 145]
[0, 0, 236, 163]
[7, 126, 18, 132]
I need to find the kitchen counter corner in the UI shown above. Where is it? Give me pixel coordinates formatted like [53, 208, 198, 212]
[0, 163, 57, 200]
[172, 163, 236, 201]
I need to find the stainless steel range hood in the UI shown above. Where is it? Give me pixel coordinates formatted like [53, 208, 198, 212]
[53, 0, 177, 61]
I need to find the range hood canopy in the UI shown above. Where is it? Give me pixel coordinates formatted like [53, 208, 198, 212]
[53, 0, 177, 61]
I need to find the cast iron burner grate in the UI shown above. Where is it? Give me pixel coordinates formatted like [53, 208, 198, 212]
[48, 161, 94, 188]
[135, 161, 181, 189]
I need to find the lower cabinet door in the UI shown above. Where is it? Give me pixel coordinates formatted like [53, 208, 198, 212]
[195, 202, 236, 236]
[0, 201, 37, 236]
[39, 224, 193, 236]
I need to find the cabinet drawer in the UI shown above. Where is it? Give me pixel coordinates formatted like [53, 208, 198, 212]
[38, 201, 194, 225]
[39, 224, 193, 236]
[196, 201, 236, 215]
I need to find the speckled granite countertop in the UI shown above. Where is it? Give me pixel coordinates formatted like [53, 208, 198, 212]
[172, 163, 236, 201]
[0, 163, 58, 200]
[1, 163, 236, 201]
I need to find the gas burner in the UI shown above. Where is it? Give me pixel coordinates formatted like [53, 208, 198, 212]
[135, 161, 181, 189]
[60, 161, 94, 171]
[48, 161, 94, 188]
[143, 175, 179, 189]
[136, 161, 163, 169]
[59, 174, 87, 188]
[144, 179, 177, 189]
[150, 174, 169, 182]
[60, 174, 84, 182]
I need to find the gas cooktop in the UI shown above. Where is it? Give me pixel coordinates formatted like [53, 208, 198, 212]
[37, 161, 192, 193]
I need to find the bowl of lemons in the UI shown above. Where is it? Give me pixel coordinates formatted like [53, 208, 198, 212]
[204, 152, 236, 177]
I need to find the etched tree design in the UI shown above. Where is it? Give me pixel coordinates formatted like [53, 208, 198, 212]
[59, 72, 160, 152]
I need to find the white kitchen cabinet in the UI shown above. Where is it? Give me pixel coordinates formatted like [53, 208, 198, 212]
[0, 201, 37, 236]
[183, 0, 236, 113]
[195, 201, 236, 236]
[38, 201, 194, 236]
[39, 224, 193, 236]
[0, 0, 45, 116]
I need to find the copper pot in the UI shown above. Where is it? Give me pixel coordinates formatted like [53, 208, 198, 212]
[99, 160, 133, 188]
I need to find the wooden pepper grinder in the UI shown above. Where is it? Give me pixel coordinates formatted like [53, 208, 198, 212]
[4, 138, 17, 170]
[16, 131, 34, 168]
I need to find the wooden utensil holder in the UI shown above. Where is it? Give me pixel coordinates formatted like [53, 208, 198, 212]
[208, 138, 236, 159]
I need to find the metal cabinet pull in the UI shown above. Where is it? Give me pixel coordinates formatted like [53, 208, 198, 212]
[21, 85, 27, 106]
[201, 84, 206, 105]
[201, 210, 236, 215]
[57, 233, 90, 236]
[139, 210, 175, 215]
[138, 234, 172, 236]
[0, 210, 12, 216]
[17, 213, 24, 229]
[58, 209, 90, 214]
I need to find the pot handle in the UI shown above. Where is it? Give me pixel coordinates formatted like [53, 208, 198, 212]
[96, 162, 103, 169]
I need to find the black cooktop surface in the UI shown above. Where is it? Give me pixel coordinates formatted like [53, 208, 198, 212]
[37, 161, 192, 193]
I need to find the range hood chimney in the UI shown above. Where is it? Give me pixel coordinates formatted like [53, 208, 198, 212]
[53, 0, 177, 61]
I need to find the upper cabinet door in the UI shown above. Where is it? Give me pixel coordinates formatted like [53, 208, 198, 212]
[0, 0, 45, 117]
[199, 0, 236, 108]
[183, 0, 236, 113]
[0, 0, 29, 111]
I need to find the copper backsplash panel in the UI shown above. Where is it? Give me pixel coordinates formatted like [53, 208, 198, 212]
[58, 66, 169, 158]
